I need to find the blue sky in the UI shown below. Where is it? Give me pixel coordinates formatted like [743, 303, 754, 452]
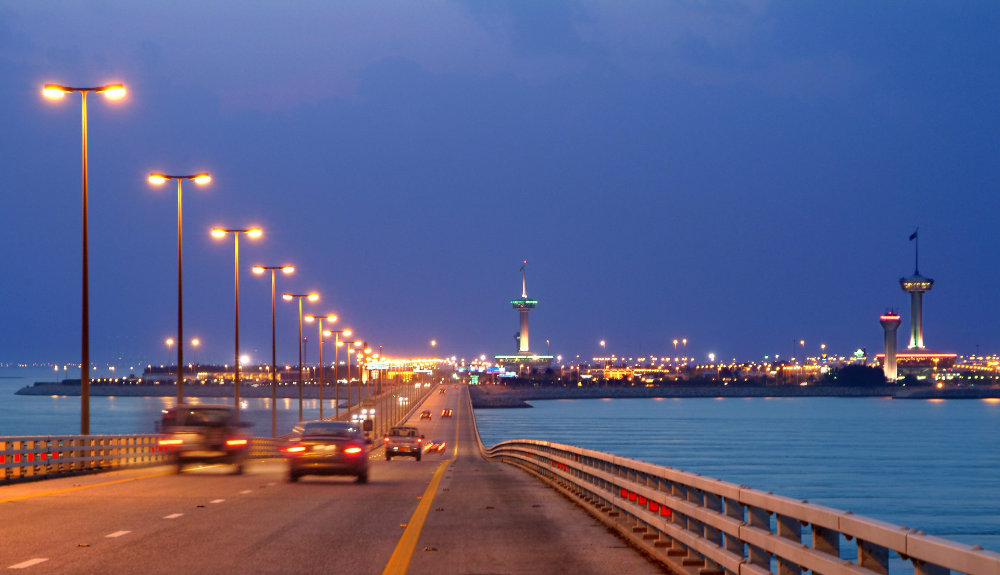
[1, 1, 998, 371]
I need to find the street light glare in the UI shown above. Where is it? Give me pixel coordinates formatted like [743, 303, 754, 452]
[210, 228, 226, 239]
[147, 174, 167, 185]
[281, 266, 295, 274]
[326, 314, 337, 322]
[247, 228, 263, 239]
[343, 329, 352, 337]
[101, 85, 127, 100]
[42, 85, 68, 100]
[304, 315, 315, 323]
[306, 293, 319, 302]
[282, 294, 293, 301]
[252, 266, 265, 274]
[192, 174, 212, 185]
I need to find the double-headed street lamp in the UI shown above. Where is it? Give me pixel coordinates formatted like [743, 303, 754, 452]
[328, 329, 353, 417]
[283, 292, 319, 422]
[304, 314, 337, 419]
[252, 265, 294, 437]
[211, 227, 262, 414]
[42, 82, 127, 435]
[148, 172, 211, 404]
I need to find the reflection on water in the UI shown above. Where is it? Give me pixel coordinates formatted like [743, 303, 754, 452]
[475, 396, 1000, 552]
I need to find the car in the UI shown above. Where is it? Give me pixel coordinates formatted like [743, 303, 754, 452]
[438, 388, 446, 394]
[384, 426, 423, 461]
[424, 439, 447, 453]
[158, 404, 251, 474]
[441, 409, 454, 418]
[284, 421, 369, 484]
[419, 410, 432, 420]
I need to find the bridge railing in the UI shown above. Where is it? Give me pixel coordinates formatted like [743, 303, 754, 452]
[485, 439, 1000, 575]
[0, 435, 284, 483]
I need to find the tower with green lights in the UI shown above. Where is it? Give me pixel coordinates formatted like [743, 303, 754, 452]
[495, 261, 552, 367]
[512, 261, 537, 353]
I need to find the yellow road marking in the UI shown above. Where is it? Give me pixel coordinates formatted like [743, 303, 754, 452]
[0, 469, 175, 503]
[381, 397, 461, 575]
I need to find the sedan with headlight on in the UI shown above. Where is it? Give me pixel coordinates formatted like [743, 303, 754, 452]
[284, 421, 369, 483]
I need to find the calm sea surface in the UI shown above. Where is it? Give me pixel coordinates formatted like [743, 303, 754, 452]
[4, 366, 999, 553]
[474, 395, 1000, 553]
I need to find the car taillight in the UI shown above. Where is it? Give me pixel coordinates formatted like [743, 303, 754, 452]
[384, 437, 390, 443]
[344, 446, 363, 455]
[158, 438, 183, 446]
[417, 438, 422, 443]
[226, 439, 248, 446]
[285, 445, 306, 453]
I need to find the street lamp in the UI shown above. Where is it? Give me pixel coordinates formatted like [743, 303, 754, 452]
[43, 82, 127, 435]
[165, 338, 174, 367]
[338, 339, 363, 411]
[305, 314, 337, 419]
[283, 291, 319, 422]
[253, 265, 294, 436]
[148, 172, 211, 404]
[211, 226, 262, 415]
[329, 329, 353, 417]
[191, 338, 200, 367]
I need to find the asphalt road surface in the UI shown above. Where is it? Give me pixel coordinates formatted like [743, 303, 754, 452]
[1, 385, 662, 575]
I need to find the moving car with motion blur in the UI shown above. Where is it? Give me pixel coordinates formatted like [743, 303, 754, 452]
[384, 426, 423, 461]
[419, 410, 432, 420]
[284, 421, 370, 483]
[441, 409, 454, 418]
[158, 404, 251, 474]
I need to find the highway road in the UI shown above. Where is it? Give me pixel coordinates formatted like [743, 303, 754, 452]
[1, 385, 662, 574]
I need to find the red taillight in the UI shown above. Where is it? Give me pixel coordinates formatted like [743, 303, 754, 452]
[344, 446, 363, 455]
[226, 439, 248, 446]
[384, 437, 390, 443]
[286, 445, 306, 453]
[417, 438, 422, 443]
[159, 438, 183, 446]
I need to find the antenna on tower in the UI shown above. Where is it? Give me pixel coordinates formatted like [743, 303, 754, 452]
[909, 227, 920, 274]
[520, 260, 527, 298]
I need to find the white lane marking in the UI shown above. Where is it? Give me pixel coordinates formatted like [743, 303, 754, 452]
[163, 513, 183, 519]
[240, 490, 251, 494]
[105, 530, 131, 538]
[210, 499, 225, 504]
[9, 558, 49, 569]
[267, 482, 276, 486]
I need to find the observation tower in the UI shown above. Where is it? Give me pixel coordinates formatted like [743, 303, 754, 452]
[899, 232, 933, 349]
[495, 261, 552, 368]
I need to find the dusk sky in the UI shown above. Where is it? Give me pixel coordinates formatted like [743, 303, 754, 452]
[1, 2, 999, 371]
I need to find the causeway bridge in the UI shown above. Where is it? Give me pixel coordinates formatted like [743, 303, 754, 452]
[2, 385, 999, 575]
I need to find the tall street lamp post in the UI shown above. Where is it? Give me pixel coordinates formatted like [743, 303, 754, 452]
[148, 172, 211, 404]
[283, 292, 319, 422]
[330, 329, 352, 418]
[253, 265, 294, 437]
[211, 227, 262, 415]
[304, 314, 337, 419]
[42, 82, 127, 435]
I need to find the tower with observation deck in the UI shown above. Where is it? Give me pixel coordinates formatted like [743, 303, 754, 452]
[495, 261, 553, 370]
[876, 232, 955, 379]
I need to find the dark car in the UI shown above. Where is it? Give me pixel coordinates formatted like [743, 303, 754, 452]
[284, 421, 369, 484]
[158, 404, 250, 474]
[419, 410, 432, 420]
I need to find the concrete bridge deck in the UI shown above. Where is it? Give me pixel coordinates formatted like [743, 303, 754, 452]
[0, 385, 661, 574]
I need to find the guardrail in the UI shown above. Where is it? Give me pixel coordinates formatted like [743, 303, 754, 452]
[485, 439, 1000, 575]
